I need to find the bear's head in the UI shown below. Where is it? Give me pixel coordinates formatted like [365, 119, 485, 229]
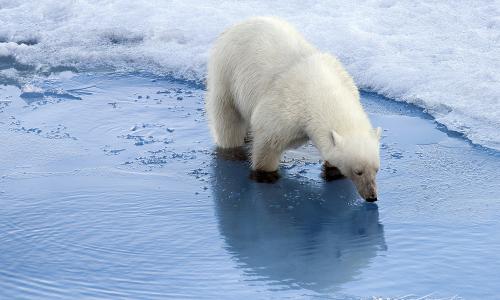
[326, 127, 381, 202]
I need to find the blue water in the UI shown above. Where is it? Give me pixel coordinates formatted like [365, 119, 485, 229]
[1, 73, 499, 299]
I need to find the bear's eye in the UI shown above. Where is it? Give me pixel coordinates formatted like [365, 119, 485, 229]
[354, 170, 363, 176]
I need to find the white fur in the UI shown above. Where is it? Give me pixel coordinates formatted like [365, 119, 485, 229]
[206, 17, 381, 200]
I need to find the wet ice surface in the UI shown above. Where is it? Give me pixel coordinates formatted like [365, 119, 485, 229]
[1, 73, 500, 299]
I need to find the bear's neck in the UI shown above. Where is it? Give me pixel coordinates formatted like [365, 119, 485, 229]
[305, 96, 373, 160]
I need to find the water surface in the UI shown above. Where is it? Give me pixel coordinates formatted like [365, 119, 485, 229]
[1, 73, 499, 299]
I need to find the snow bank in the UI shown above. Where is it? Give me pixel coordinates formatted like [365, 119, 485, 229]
[1, 0, 499, 149]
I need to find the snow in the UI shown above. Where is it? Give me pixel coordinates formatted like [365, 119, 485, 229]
[1, 0, 499, 150]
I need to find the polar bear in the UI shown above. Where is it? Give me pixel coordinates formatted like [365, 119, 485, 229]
[206, 17, 381, 202]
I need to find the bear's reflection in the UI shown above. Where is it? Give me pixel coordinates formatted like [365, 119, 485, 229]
[212, 155, 386, 292]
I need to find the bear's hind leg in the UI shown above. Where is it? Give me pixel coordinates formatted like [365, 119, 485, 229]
[207, 89, 247, 148]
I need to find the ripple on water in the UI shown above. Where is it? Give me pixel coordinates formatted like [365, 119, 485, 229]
[0, 184, 234, 298]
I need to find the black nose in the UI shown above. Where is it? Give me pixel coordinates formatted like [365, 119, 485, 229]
[366, 197, 377, 202]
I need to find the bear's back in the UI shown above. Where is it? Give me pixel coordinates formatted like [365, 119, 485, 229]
[209, 17, 317, 119]
[216, 17, 316, 77]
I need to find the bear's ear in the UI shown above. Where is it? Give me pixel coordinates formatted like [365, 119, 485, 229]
[330, 130, 343, 147]
[374, 127, 382, 140]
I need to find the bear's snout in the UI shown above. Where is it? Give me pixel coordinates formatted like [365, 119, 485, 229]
[354, 180, 378, 202]
[364, 188, 377, 202]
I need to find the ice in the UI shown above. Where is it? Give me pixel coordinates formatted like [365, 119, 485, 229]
[1, 0, 499, 149]
[20, 84, 43, 94]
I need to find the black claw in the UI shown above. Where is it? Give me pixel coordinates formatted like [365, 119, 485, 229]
[322, 164, 345, 181]
[249, 170, 280, 183]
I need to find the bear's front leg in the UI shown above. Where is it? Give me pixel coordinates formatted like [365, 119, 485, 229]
[249, 169, 280, 183]
[322, 161, 345, 181]
[250, 135, 283, 183]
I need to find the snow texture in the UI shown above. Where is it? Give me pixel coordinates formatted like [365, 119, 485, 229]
[1, 0, 499, 149]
